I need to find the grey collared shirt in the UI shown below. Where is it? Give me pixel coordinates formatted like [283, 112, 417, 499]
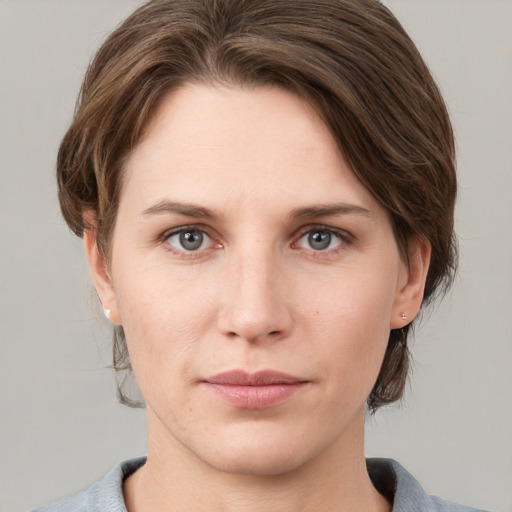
[33, 457, 490, 512]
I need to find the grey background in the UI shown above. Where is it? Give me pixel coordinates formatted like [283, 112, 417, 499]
[0, 1, 510, 511]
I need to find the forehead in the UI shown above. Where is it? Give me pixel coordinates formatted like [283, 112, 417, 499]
[121, 84, 379, 216]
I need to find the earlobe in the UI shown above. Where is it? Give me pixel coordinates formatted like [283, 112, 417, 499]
[83, 214, 122, 325]
[390, 238, 431, 329]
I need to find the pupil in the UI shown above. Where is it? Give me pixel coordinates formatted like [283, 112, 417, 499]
[309, 231, 331, 250]
[180, 230, 203, 250]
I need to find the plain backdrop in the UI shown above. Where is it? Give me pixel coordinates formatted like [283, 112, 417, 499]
[1, 1, 511, 511]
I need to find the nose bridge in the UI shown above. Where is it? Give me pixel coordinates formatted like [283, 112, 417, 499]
[218, 241, 292, 342]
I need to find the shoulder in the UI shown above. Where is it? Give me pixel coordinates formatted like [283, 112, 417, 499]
[367, 458, 490, 512]
[31, 457, 146, 512]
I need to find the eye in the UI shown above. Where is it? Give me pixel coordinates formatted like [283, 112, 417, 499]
[295, 227, 345, 251]
[165, 227, 216, 252]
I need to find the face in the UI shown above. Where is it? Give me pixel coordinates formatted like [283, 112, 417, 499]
[89, 85, 427, 476]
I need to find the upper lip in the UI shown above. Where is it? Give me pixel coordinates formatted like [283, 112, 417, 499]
[204, 369, 305, 386]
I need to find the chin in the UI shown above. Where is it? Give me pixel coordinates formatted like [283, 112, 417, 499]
[205, 447, 306, 477]
[195, 425, 325, 478]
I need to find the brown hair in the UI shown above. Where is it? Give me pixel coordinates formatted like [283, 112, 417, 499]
[58, 0, 457, 411]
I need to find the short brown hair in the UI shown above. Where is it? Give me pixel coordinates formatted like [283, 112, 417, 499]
[58, 0, 457, 411]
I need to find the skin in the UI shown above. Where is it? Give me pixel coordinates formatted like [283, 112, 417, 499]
[85, 84, 430, 511]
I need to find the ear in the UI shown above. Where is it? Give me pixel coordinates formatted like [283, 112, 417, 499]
[390, 238, 431, 329]
[83, 212, 122, 325]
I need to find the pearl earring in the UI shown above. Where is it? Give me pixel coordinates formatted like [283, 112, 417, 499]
[400, 312, 407, 321]
[103, 308, 111, 320]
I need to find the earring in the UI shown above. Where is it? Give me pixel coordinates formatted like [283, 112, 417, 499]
[400, 312, 407, 321]
[103, 308, 111, 320]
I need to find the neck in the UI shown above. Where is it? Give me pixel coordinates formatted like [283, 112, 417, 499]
[124, 407, 390, 512]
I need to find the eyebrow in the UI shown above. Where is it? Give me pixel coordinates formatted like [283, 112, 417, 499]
[142, 200, 219, 219]
[290, 203, 371, 219]
[142, 200, 371, 220]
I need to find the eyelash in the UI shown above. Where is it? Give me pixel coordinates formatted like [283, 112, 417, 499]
[158, 224, 353, 258]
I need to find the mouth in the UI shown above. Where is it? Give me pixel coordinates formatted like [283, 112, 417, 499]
[202, 369, 309, 409]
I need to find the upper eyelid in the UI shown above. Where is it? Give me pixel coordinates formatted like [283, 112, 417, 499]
[293, 224, 353, 241]
[160, 224, 216, 240]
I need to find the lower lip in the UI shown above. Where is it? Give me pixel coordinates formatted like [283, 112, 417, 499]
[203, 382, 307, 409]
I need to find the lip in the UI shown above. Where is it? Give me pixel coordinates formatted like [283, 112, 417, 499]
[202, 370, 309, 409]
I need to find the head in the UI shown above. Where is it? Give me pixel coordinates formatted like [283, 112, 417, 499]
[58, 0, 456, 413]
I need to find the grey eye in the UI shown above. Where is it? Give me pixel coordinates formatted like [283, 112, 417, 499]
[167, 228, 211, 251]
[308, 231, 332, 250]
[295, 228, 343, 251]
[180, 230, 204, 250]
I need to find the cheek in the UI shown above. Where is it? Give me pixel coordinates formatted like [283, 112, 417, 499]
[302, 269, 397, 387]
[111, 262, 218, 381]
[304, 263, 397, 332]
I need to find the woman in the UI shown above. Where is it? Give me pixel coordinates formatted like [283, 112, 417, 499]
[35, 0, 488, 510]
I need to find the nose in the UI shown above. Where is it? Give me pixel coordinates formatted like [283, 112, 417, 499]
[217, 248, 293, 344]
